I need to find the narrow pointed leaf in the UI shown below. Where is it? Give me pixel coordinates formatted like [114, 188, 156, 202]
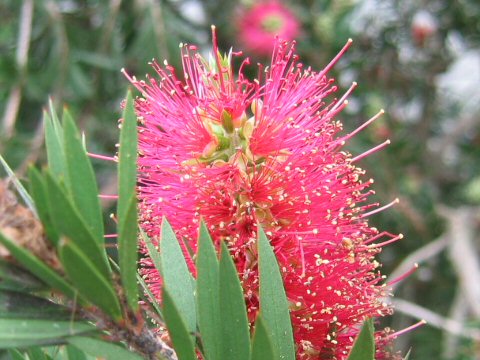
[142, 229, 162, 272]
[117, 91, 139, 312]
[0, 259, 46, 292]
[219, 242, 250, 360]
[0, 231, 75, 298]
[0, 155, 35, 212]
[0, 290, 71, 320]
[69, 337, 143, 360]
[403, 349, 412, 360]
[66, 345, 89, 360]
[28, 347, 48, 360]
[28, 166, 59, 245]
[346, 318, 375, 360]
[117, 91, 138, 221]
[251, 316, 277, 360]
[159, 218, 196, 337]
[162, 289, 196, 360]
[0, 319, 95, 348]
[59, 239, 121, 320]
[117, 195, 138, 311]
[9, 349, 26, 360]
[63, 110, 104, 246]
[45, 173, 110, 279]
[258, 227, 295, 360]
[196, 221, 220, 360]
[44, 106, 65, 178]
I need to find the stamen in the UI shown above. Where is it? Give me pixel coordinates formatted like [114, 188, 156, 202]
[369, 233, 404, 249]
[87, 152, 117, 162]
[344, 109, 385, 141]
[104, 234, 118, 238]
[361, 198, 399, 218]
[98, 194, 119, 199]
[351, 139, 391, 163]
[211, 25, 225, 92]
[330, 82, 357, 113]
[320, 38, 353, 76]
[387, 263, 418, 286]
[387, 320, 427, 339]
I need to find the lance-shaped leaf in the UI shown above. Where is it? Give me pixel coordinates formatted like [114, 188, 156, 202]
[69, 337, 143, 360]
[117, 195, 138, 311]
[0, 231, 75, 298]
[257, 227, 295, 360]
[219, 241, 250, 360]
[117, 91, 139, 312]
[159, 218, 196, 337]
[196, 221, 221, 360]
[9, 349, 26, 360]
[45, 172, 110, 279]
[44, 102, 65, 178]
[59, 239, 121, 320]
[162, 289, 196, 360]
[28, 166, 59, 245]
[0, 319, 95, 348]
[251, 315, 276, 360]
[0, 154, 35, 213]
[63, 110, 104, 247]
[346, 318, 375, 360]
[0, 290, 71, 320]
[0, 260, 46, 292]
[66, 345, 90, 360]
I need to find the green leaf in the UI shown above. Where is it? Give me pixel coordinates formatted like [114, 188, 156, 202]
[0, 155, 35, 213]
[0, 319, 95, 348]
[159, 218, 196, 337]
[44, 102, 65, 178]
[142, 229, 162, 272]
[117, 91, 138, 222]
[403, 349, 412, 360]
[257, 227, 295, 360]
[346, 318, 375, 360]
[219, 242, 250, 360]
[251, 316, 277, 360]
[8, 349, 26, 360]
[63, 110, 104, 247]
[0, 231, 75, 298]
[69, 337, 143, 360]
[117, 195, 138, 312]
[28, 166, 59, 245]
[0, 290, 71, 320]
[59, 239, 121, 320]
[117, 91, 139, 312]
[162, 289, 196, 360]
[196, 221, 220, 360]
[66, 345, 89, 360]
[28, 347, 48, 360]
[0, 259, 46, 292]
[45, 173, 110, 279]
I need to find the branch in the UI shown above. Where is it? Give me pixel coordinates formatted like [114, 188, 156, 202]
[393, 298, 480, 341]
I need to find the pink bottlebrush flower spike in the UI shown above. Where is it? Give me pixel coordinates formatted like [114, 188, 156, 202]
[125, 26, 402, 359]
[236, 0, 300, 57]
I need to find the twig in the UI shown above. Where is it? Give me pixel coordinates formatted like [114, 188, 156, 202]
[442, 291, 470, 359]
[1, 0, 34, 139]
[442, 206, 480, 318]
[393, 298, 480, 341]
[387, 235, 448, 290]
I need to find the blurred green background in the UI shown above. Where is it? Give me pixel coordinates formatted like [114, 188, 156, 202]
[1, 0, 479, 358]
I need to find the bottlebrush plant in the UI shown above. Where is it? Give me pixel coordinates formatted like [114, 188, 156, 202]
[0, 28, 414, 360]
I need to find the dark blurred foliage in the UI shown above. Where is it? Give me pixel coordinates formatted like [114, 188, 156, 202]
[1, 0, 479, 359]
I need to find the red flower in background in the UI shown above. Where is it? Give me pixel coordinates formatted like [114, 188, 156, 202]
[237, 1, 300, 56]
[125, 29, 402, 359]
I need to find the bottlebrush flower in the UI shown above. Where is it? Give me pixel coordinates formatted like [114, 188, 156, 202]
[236, 1, 300, 57]
[125, 29, 402, 359]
